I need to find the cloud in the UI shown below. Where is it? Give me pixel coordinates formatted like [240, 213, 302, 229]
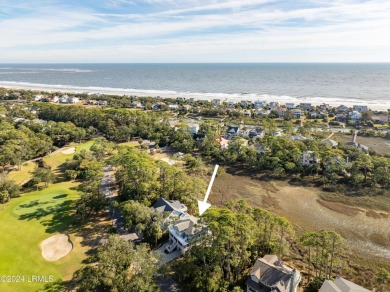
[1, 0, 390, 62]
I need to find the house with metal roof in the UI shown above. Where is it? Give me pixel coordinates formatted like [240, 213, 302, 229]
[319, 277, 371, 292]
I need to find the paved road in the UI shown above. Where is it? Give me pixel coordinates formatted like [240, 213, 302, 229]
[100, 165, 126, 234]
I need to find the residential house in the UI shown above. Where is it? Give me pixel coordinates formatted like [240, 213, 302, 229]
[292, 109, 303, 119]
[96, 100, 107, 106]
[254, 109, 271, 118]
[240, 100, 251, 107]
[59, 96, 69, 103]
[212, 99, 222, 106]
[353, 105, 369, 112]
[130, 101, 143, 108]
[336, 105, 350, 113]
[254, 100, 267, 109]
[247, 128, 265, 140]
[33, 95, 44, 101]
[345, 141, 369, 153]
[226, 100, 237, 107]
[322, 139, 338, 147]
[334, 114, 347, 122]
[151, 197, 188, 227]
[319, 277, 371, 292]
[198, 99, 210, 104]
[286, 103, 295, 109]
[300, 151, 320, 166]
[168, 104, 179, 110]
[216, 137, 229, 149]
[188, 123, 200, 135]
[299, 102, 312, 111]
[152, 102, 167, 110]
[290, 135, 307, 141]
[249, 143, 265, 154]
[276, 107, 287, 117]
[309, 111, 325, 119]
[176, 97, 186, 101]
[268, 101, 280, 110]
[226, 126, 241, 139]
[272, 131, 283, 137]
[165, 214, 208, 255]
[319, 103, 331, 111]
[349, 111, 362, 121]
[242, 109, 252, 117]
[372, 115, 389, 124]
[245, 255, 301, 292]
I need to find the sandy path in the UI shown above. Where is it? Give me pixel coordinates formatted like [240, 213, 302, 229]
[210, 173, 390, 259]
[62, 147, 76, 154]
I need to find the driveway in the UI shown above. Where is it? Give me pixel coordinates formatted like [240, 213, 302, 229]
[155, 243, 181, 266]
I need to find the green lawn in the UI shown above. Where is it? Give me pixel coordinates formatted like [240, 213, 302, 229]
[8, 161, 37, 185]
[43, 140, 95, 171]
[0, 181, 87, 292]
[117, 141, 139, 148]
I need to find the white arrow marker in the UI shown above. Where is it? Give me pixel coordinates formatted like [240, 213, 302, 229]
[198, 164, 219, 215]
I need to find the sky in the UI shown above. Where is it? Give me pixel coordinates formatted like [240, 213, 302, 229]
[1, 0, 390, 63]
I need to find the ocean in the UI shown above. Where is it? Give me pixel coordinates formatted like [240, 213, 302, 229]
[0, 63, 389, 108]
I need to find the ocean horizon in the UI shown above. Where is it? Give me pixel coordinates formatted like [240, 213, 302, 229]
[1, 63, 390, 109]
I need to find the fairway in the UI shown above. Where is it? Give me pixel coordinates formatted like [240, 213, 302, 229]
[0, 181, 87, 292]
[8, 161, 37, 185]
[43, 140, 95, 171]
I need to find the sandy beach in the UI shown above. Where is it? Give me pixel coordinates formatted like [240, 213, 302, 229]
[1, 81, 389, 111]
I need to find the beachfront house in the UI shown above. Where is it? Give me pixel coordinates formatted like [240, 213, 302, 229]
[300, 151, 320, 166]
[319, 277, 370, 292]
[268, 101, 280, 109]
[212, 99, 222, 106]
[299, 102, 312, 110]
[245, 255, 301, 292]
[165, 214, 208, 255]
[33, 95, 44, 101]
[336, 105, 350, 113]
[226, 100, 237, 107]
[352, 105, 369, 112]
[254, 100, 267, 109]
[286, 103, 295, 109]
[130, 101, 143, 108]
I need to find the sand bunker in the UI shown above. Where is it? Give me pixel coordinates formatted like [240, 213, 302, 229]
[62, 147, 76, 154]
[41, 234, 73, 261]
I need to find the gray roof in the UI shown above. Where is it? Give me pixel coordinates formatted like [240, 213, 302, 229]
[319, 277, 371, 292]
[152, 198, 186, 213]
[246, 255, 300, 292]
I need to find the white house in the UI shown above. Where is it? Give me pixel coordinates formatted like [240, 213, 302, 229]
[68, 97, 80, 103]
[33, 95, 44, 101]
[188, 123, 200, 135]
[300, 151, 320, 166]
[151, 198, 188, 228]
[168, 104, 179, 110]
[165, 214, 208, 255]
[319, 277, 371, 292]
[349, 111, 362, 121]
[246, 255, 301, 292]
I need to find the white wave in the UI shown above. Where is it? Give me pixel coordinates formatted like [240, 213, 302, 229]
[40, 68, 94, 73]
[0, 71, 40, 74]
[0, 81, 389, 110]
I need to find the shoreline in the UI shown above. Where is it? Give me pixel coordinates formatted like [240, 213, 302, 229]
[1, 81, 389, 111]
